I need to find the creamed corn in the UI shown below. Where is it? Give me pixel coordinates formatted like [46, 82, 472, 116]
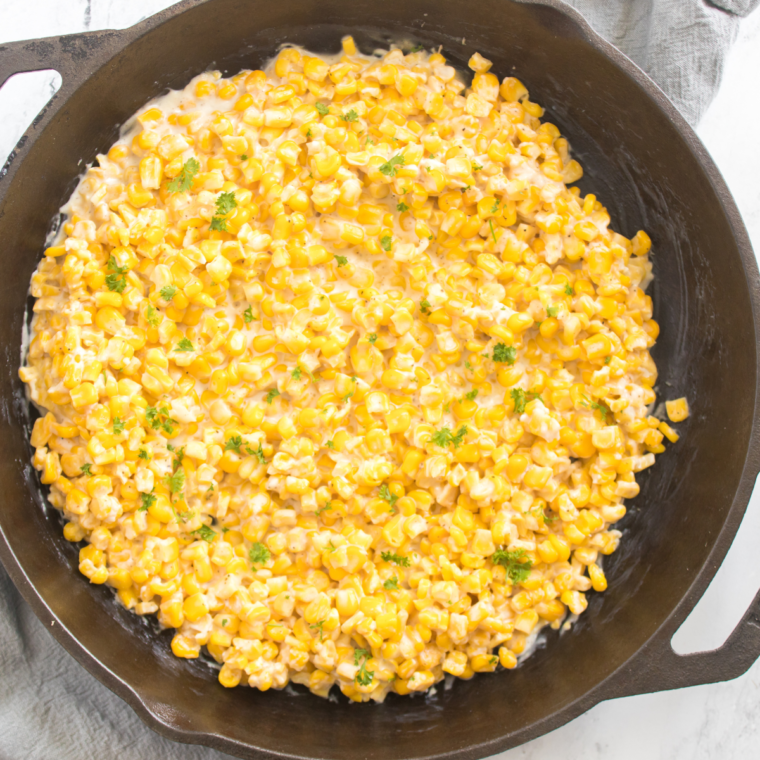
[20, 38, 689, 701]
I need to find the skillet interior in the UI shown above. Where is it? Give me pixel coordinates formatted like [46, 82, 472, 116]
[0, 0, 756, 757]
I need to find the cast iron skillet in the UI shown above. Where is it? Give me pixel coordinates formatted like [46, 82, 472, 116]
[1, 0, 760, 757]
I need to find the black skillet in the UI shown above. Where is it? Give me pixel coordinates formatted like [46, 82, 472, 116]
[1, 0, 760, 757]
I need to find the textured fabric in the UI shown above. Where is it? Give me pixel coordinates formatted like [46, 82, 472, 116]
[567, 0, 760, 124]
[1, 2, 758, 759]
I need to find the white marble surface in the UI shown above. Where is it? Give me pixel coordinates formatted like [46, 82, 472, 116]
[1, 1, 760, 757]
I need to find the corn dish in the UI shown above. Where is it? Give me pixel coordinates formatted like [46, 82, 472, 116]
[20, 38, 689, 702]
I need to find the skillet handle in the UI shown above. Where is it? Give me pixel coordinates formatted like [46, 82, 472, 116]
[605, 585, 760, 698]
[0, 30, 125, 90]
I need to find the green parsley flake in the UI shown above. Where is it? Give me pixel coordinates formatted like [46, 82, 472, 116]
[326, 440, 335, 449]
[368, 333, 378, 344]
[380, 551, 411, 567]
[243, 306, 255, 323]
[564, 284, 574, 295]
[380, 234, 392, 251]
[431, 425, 468, 449]
[160, 285, 177, 302]
[315, 103, 329, 116]
[511, 388, 540, 414]
[465, 389, 479, 401]
[193, 525, 217, 543]
[379, 155, 405, 177]
[491, 547, 533, 584]
[397, 201, 409, 212]
[253, 444, 267, 465]
[292, 367, 303, 380]
[146, 304, 160, 327]
[341, 109, 359, 122]
[138, 449, 150, 460]
[164, 469, 185, 494]
[354, 648, 374, 686]
[335, 255, 348, 267]
[167, 157, 200, 193]
[112, 418, 125, 434]
[249, 542, 271, 565]
[547, 306, 559, 318]
[492, 343, 516, 364]
[145, 405, 177, 435]
[79, 463, 92, 476]
[489, 219, 497, 243]
[383, 576, 399, 591]
[240, 154, 248, 161]
[174, 337, 194, 352]
[420, 299, 431, 314]
[265, 388, 281, 404]
[379, 484, 398, 508]
[139, 492, 156, 511]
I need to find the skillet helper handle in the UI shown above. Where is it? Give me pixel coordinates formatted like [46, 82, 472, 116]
[608, 585, 760, 698]
[0, 30, 124, 90]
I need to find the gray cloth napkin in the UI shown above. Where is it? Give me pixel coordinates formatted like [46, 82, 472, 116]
[567, 0, 760, 124]
[1, 2, 758, 759]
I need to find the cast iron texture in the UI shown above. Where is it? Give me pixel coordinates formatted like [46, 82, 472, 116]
[1, 0, 760, 758]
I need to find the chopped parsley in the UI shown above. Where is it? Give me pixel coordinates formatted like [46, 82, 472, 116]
[368, 333, 378, 344]
[243, 306, 255, 323]
[465, 389, 479, 401]
[249, 542, 271, 565]
[380, 234, 392, 251]
[316, 501, 332, 517]
[492, 343, 516, 364]
[210, 190, 237, 231]
[112, 418, 125, 434]
[341, 109, 359, 122]
[419, 299, 431, 314]
[253, 443, 267, 465]
[138, 448, 150, 460]
[326, 440, 335, 449]
[105, 256, 128, 293]
[410, 44, 424, 53]
[192, 525, 216, 543]
[564, 283, 574, 295]
[397, 201, 409, 212]
[309, 620, 326, 640]
[79, 463, 92, 476]
[465, 361, 473, 371]
[164, 469, 185, 495]
[473, 163, 483, 171]
[146, 304, 160, 326]
[431, 425, 468, 449]
[265, 388, 281, 404]
[167, 157, 200, 193]
[174, 337, 194, 352]
[292, 367, 303, 380]
[511, 388, 541, 414]
[315, 103, 329, 116]
[491, 200, 500, 213]
[379, 155, 405, 178]
[379, 484, 398, 508]
[488, 219, 497, 243]
[139, 492, 156, 511]
[604, 355, 612, 365]
[160, 285, 177, 301]
[145, 405, 177, 435]
[491, 547, 533, 584]
[334, 255, 348, 267]
[384, 576, 399, 591]
[547, 306, 559, 318]
[354, 648, 374, 686]
[381, 551, 411, 567]
[224, 435, 256, 456]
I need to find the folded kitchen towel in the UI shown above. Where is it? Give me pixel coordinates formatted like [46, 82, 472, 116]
[566, 0, 760, 124]
[0, 1, 758, 759]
